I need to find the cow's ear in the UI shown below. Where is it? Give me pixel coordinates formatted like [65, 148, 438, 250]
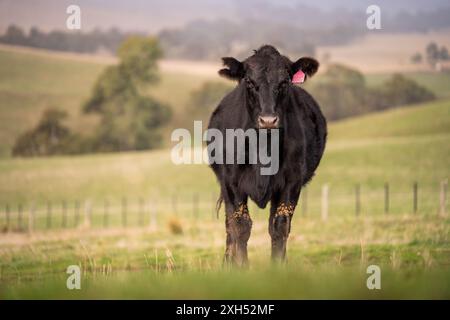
[291, 57, 319, 81]
[218, 57, 244, 81]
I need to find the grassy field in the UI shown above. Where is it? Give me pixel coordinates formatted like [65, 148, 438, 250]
[0, 45, 449, 299]
[0, 214, 449, 299]
[0, 99, 448, 299]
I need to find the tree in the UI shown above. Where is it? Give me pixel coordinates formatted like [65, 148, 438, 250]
[308, 64, 368, 120]
[118, 36, 162, 86]
[410, 52, 422, 64]
[426, 42, 440, 67]
[439, 46, 449, 60]
[83, 36, 171, 152]
[1, 25, 27, 45]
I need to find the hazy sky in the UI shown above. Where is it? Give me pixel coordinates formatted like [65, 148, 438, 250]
[1, 0, 449, 33]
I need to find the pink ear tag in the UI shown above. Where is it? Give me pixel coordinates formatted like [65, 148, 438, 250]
[292, 69, 305, 84]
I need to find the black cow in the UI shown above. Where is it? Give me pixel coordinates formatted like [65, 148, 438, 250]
[207, 45, 327, 265]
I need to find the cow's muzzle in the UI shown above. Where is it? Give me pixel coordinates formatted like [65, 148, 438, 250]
[258, 115, 279, 129]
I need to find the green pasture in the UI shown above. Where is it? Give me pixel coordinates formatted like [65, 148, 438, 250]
[0, 45, 449, 299]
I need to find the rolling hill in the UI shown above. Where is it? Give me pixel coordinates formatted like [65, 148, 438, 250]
[2, 44, 450, 157]
[0, 99, 448, 214]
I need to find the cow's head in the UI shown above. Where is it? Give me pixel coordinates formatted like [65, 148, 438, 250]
[218, 45, 319, 129]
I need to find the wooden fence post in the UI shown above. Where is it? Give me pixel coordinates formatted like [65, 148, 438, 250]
[18, 203, 23, 230]
[321, 184, 329, 221]
[384, 183, 389, 214]
[74, 200, 80, 227]
[103, 199, 109, 228]
[46, 201, 52, 229]
[355, 184, 361, 216]
[440, 179, 448, 216]
[61, 200, 67, 228]
[150, 198, 157, 229]
[84, 200, 91, 228]
[139, 197, 144, 226]
[193, 193, 199, 220]
[122, 197, 127, 227]
[413, 182, 418, 214]
[28, 202, 35, 234]
[5, 204, 10, 232]
[172, 193, 178, 216]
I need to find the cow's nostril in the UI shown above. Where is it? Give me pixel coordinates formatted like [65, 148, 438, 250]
[259, 116, 279, 128]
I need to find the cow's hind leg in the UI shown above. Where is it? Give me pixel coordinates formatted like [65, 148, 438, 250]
[224, 202, 252, 267]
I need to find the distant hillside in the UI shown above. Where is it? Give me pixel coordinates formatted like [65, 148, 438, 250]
[330, 99, 450, 141]
[0, 44, 449, 159]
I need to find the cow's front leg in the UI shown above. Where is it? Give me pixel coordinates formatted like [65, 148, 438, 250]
[269, 202, 295, 261]
[224, 203, 252, 267]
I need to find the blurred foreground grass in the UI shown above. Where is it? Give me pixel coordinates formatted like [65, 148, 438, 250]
[0, 214, 449, 299]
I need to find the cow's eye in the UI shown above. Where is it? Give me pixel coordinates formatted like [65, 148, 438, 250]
[246, 78, 258, 91]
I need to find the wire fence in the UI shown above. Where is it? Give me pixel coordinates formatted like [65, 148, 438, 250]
[0, 180, 447, 233]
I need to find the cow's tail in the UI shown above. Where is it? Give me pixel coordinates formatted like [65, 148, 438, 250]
[215, 192, 223, 219]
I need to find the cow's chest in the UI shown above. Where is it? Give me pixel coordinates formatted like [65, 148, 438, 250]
[239, 164, 291, 209]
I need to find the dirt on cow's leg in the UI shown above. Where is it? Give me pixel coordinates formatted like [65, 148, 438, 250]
[269, 203, 294, 262]
[224, 203, 252, 267]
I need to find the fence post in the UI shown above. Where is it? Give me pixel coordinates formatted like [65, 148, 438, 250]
[18, 203, 23, 230]
[355, 184, 361, 216]
[302, 187, 308, 217]
[413, 182, 418, 214]
[61, 200, 67, 228]
[172, 193, 178, 216]
[28, 202, 35, 234]
[193, 193, 199, 220]
[84, 200, 91, 228]
[440, 179, 448, 216]
[122, 197, 127, 227]
[384, 183, 389, 215]
[5, 204, 10, 232]
[46, 201, 52, 229]
[150, 198, 157, 230]
[139, 197, 144, 226]
[321, 184, 328, 221]
[74, 200, 80, 227]
[103, 199, 109, 228]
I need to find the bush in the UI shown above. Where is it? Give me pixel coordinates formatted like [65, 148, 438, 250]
[167, 217, 183, 235]
[308, 65, 436, 121]
[12, 108, 72, 156]
[308, 65, 370, 120]
[372, 74, 435, 109]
